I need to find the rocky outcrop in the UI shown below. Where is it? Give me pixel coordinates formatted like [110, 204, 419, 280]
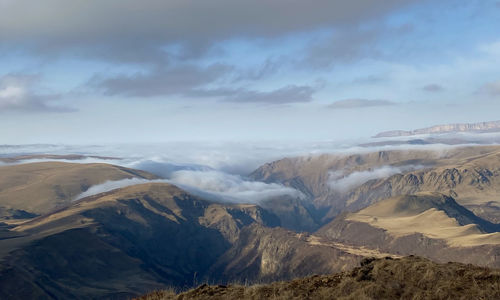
[374, 120, 500, 138]
[138, 256, 500, 300]
[208, 224, 363, 283]
[250, 146, 500, 224]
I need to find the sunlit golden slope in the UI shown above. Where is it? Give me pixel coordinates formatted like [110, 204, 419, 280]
[0, 161, 157, 215]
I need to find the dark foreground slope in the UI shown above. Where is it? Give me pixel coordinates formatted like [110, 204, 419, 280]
[0, 183, 280, 299]
[137, 256, 500, 300]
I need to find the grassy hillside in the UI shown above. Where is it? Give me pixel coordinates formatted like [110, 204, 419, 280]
[318, 193, 500, 268]
[250, 146, 500, 224]
[0, 161, 157, 215]
[0, 183, 281, 299]
[137, 256, 500, 300]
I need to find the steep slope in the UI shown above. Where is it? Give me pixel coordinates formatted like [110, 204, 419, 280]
[251, 146, 500, 223]
[258, 196, 321, 232]
[207, 224, 367, 283]
[318, 193, 500, 268]
[0, 161, 157, 216]
[0, 183, 279, 299]
[138, 256, 500, 300]
[341, 153, 500, 221]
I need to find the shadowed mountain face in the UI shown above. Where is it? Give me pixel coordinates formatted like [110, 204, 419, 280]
[207, 224, 363, 283]
[0, 183, 281, 299]
[250, 146, 500, 224]
[1, 150, 500, 299]
[0, 161, 158, 216]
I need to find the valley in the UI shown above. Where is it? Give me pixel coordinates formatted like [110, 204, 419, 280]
[0, 145, 499, 298]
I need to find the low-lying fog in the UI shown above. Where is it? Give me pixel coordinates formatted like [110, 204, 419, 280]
[1, 131, 500, 204]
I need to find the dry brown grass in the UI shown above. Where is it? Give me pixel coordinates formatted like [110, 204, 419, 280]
[0, 161, 157, 215]
[135, 256, 500, 300]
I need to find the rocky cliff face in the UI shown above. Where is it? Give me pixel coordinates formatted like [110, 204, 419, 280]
[208, 224, 363, 283]
[251, 146, 500, 224]
[374, 120, 500, 138]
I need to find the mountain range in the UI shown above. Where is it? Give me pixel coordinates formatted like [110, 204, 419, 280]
[0, 146, 499, 298]
[374, 120, 500, 138]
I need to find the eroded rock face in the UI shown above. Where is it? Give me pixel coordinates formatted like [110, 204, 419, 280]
[0, 183, 280, 299]
[250, 147, 500, 224]
[208, 223, 362, 283]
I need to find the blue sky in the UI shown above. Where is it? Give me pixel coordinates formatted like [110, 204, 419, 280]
[1, 0, 500, 144]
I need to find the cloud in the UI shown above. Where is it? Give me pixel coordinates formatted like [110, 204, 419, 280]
[0, 0, 419, 63]
[300, 28, 382, 69]
[217, 85, 315, 104]
[351, 75, 386, 85]
[477, 80, 500, 96]
[92, 63, 315, 103]
[0, 74, 73, 112]
[73, 170, 304, 204]
[167, 170, 304, 203]
[328, 99, 395, 109]
[74, 178, 163, 201]
[422, 84, 445, 92]
[128, 159, 214, 178]
[328, 165, 423, 192]
[91, 64, 232, 97]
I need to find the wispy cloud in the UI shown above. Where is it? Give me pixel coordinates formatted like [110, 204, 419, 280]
[91, 64, 316, 103]
[328, 99, 395, 109]
[167, 169, 304, 203]
[74, 178, 164, 201]
[328, 165, 423, 192]
[90, 64, 232, 98]
[477, 80, 500, 97]
[0, 74, 73, 112]
[217, 85, 315, 104]
[73, 170, 304, 204]
[422, 84, 445, 93]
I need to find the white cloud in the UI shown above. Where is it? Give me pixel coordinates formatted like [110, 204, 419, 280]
[72, 169, 303, 204]
[0, 74, 70, 112]
[328, 165, 423, 192]
[74, 178, 165, 201]
[167, 170, 304, 203]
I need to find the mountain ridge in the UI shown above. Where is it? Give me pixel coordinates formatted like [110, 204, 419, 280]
[374, 120, 500, 138]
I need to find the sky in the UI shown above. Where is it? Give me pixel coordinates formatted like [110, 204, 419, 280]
[1, 0, 500, 144]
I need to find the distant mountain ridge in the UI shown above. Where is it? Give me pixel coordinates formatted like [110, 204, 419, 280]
[374, 120, 500, 138]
